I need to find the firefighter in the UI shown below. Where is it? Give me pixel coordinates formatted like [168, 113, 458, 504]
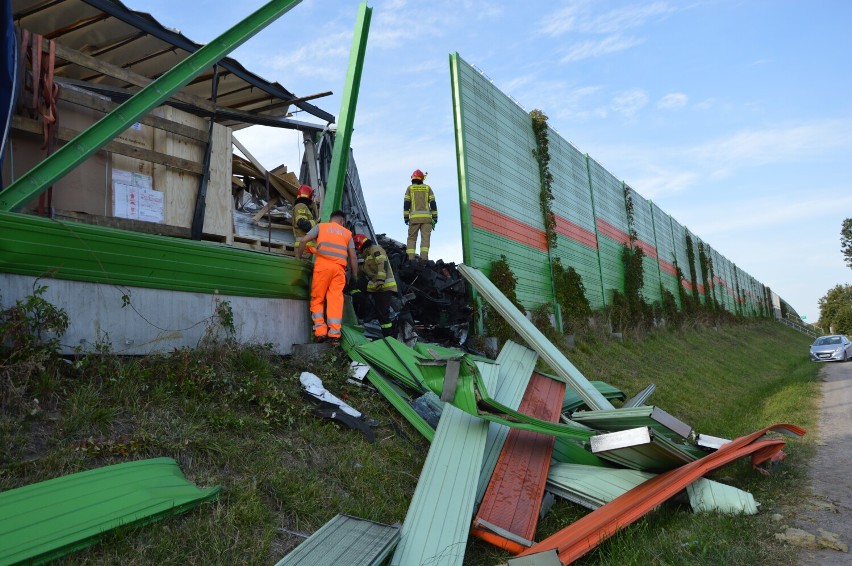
[292, 184, 317, 255]
[296, 210, 358, 343]
[353, 233, 398, 337]
[403, 169, 437, 261]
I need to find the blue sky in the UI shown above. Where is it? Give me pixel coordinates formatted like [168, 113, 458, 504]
[132, 0, 852, 323]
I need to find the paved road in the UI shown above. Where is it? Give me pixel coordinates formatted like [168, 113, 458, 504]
[796, 361, 852, 565]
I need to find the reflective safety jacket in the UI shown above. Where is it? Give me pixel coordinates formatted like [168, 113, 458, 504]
[314, 222, 353, 267]
[403, 183, 437, 224]
[291, 198, 316, 237]
[361, 243, 397, 293]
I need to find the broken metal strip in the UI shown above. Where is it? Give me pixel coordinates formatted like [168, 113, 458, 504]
[622, 383, 657, 408]
[389, 363, 499, 566]
[440, 359, 461, 402]
[472, 371, 564, 551]
[546, 463, 655, 510]
[340, 326, 434, 441]
[476, 341, 538, 506]
[518, 423, 805, 564]
[320, 1, 371, 220]
[0, 0, 304, 212]
[572, 406, 693, 441]
[457, 264, 614, 411]
[191, 64, 220, 241]
[274, 514, 400, 566]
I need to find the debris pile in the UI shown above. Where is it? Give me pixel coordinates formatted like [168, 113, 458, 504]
[287, 264, 806, 565]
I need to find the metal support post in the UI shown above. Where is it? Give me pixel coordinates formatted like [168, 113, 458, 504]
[320, 1, 371, 221]
[191, 64, 219, 240]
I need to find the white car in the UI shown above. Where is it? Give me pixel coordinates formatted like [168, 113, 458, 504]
[809, 335, 852, 362]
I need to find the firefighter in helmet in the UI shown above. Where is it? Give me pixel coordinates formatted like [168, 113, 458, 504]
[403, 169, 437, 261]
[292, 184, 317, 255]
[352, 233, 397, 337]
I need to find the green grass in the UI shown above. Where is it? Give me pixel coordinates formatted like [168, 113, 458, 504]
[1, 322, 819, 565]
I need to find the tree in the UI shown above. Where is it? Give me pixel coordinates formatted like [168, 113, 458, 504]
[818, 284, 852, 334]
[842, 219, 852, 268]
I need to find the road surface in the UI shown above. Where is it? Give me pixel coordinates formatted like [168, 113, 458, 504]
[796, 360, 852, 564]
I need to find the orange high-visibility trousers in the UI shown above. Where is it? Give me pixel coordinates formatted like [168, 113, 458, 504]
[310, 259, 346, 339]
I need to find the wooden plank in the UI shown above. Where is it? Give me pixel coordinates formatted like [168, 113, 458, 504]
[11, 115, 202, 174]
[250, 196, 280, 222]
[56, 83, 209, 142]
[53, 209, 227, 243]
[52, 41, 217, 113]
[232, 136, 298, 200]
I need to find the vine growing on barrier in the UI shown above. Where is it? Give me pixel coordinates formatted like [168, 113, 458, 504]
[623, 184, 637, 242]
[484, 255, 523, 345]
[530, 109, 557, 250]
[684, 233, 701, 305]
[552, 257, 591, 334]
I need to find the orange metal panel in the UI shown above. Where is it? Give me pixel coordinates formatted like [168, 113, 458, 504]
[472, 372, 566, 551]
[518, 423, 805, 564]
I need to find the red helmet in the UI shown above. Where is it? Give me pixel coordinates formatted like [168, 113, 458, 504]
[297, 184, 313, 199]
[353, 233, 369, 251]
[411, 169, 425, 181]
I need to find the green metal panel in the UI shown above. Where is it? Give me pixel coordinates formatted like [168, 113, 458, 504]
[0, 458, 219, 565]
[275, 514, 399, 566]
[0, 212, 309, 298]
[571, 406, 694, 442]
[551, 437, 609, 466]
[588, 158, 629, 232]
[627, 189, 662, 304]
[470, 228, 552, 308]
[597, 235, 626, 302]
[321, 2, 372, 220]
[340, 326, 435, 441]
[0, 0, 305, 212]
[458, 264, 614, 411]
[561, 380, 626, 413]
[389, 362, 499, 566]
[451, 55, 554, 312]
[546, 463, 655, 510]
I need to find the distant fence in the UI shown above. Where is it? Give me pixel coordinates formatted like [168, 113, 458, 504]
[450, 53, 776, 325]
[777, 317, 819, 339]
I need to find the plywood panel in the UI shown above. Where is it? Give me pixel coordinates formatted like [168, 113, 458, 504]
[204, 123, 233, 242]
[152, 106, 205, 228]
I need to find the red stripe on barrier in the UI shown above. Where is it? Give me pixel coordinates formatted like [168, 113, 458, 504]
[471, 201, 548, 251]
[554, 216, 597, 250]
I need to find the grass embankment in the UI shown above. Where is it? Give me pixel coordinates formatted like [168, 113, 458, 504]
[1, 321, 818, 565]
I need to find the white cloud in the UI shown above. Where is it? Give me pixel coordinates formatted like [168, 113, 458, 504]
[542, 0, 675, 36]
[630, 168, 700, 198]
[687, 120, 852, 167]
[268, 31, 351, 80]
[560, 34, 644, 62]
[657, 92, 688, 110]
[611, 88, 649, 117]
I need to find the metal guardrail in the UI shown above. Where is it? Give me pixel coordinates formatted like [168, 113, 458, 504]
[777, 317, 819, 339]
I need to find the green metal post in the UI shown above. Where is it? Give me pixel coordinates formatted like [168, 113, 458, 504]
[320, 2, 372, 221]
[449, 52, 483, 334]
[0, 0, 304, 212]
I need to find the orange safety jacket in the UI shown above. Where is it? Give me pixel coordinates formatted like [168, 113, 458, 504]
[314, 222, 353, 267]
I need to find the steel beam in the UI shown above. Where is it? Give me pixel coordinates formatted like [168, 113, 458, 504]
[0, 0, 304, 212]
[79, 0, 333, 123]
[320, 1, 372, 221]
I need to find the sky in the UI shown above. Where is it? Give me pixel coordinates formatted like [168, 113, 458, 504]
[129, 0, 852, 323]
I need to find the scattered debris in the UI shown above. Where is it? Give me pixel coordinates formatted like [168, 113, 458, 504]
[299, 371, 376, 442]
